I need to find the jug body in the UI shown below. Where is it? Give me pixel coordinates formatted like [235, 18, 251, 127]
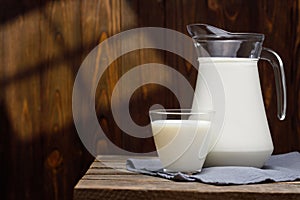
[195, 58, 273, 167]
[188, 24, 286, 167]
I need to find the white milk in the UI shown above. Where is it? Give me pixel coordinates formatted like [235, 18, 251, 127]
[151, 120, 211, 172]
[192, 58, 273, 167]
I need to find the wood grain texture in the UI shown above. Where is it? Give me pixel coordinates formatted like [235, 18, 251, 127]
[73, 156, 300, 200]
[0, 0, 299, 200]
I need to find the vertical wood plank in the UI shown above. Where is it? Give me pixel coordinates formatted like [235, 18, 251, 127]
[85, 0, 123, 153]
[1, 7, 43, 200]
[294, 0, 300, 150]
[40, 1, 84, 200]
[255, 0, 296, 153]
[119, 0, 166, 153]
[119, 0, 141, 153]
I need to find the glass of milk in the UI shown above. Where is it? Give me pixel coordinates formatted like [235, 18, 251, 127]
[149, 109, 214, 173]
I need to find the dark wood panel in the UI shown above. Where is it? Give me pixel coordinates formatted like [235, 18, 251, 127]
[0, 0, 299, 200]
[295, 0, 300, 150]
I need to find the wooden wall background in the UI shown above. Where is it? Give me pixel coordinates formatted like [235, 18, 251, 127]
[0, 0, 299, 199]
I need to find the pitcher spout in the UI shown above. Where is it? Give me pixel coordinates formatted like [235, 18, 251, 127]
[187, 24, 230, 38]
[187, 24, 264, 58]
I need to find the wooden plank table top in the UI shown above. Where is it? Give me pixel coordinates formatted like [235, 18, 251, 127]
[74, 155, 300, 200]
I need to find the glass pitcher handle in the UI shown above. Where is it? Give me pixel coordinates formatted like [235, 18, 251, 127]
[260, 47, 287, 120]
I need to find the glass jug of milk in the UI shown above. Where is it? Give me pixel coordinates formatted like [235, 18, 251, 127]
[187, 24, 287, 168]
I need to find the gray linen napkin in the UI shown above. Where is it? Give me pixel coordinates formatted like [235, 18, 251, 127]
[126, 152, 300, 185]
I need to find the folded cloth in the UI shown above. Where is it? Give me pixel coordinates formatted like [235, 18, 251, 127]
[126, 152, 300, 185]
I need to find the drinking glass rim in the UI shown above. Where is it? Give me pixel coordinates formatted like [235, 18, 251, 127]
[149, 109, 215, 115]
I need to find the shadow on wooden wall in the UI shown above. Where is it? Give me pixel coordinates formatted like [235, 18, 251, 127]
[0, 0, 299, 200]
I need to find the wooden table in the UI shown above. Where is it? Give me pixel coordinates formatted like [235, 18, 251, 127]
[74, 156, 300, 200]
